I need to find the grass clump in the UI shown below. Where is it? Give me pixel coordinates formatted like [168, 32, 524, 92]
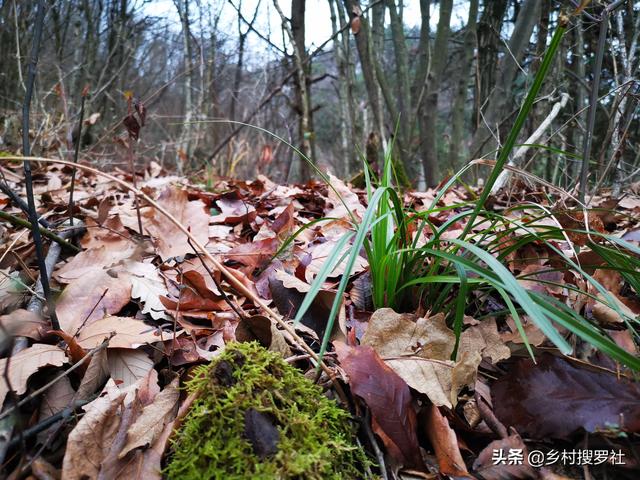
[165, 341, 369, 480]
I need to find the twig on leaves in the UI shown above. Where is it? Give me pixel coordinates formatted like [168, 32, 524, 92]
[0, 211, 79, 253]
[0, 337, 111, 422]
[20, 0, 60, 331]
[6, 400, 89, 450]
[72, 287, 109, 339]
[187, 237, 247, 320]
[1, 156, 341, 393]
[68, 87, 88, 226]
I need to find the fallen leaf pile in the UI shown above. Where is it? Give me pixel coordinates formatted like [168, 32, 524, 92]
[0, 161, 639, 478]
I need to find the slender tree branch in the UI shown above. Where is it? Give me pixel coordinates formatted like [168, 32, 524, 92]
[68, 90, 88, 226]
[21, 0, 60, 331]
[0, 211, 79, 252]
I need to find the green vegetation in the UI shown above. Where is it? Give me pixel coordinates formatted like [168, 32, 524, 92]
[165, 342, 370, 480]
[293, 19, 640, 370]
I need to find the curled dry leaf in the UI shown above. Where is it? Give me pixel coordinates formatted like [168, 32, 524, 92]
[0, 308, 47, 340]
[589, 292, 636, 325]
[424, 403, 471, 477]
[120, 186, 209, 261]
[210, 196, 257, 224]
[0, 344, 68, 406]
[223, 237, 279, 275]
[62, 388, 126, 480]
[362, 309, 509, 407]
[324, 173, 365, 219]
[334, 341, 423, 469]
[118, 376, 179, 458]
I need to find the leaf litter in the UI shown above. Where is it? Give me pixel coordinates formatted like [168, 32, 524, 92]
[0, 162, 639, 478]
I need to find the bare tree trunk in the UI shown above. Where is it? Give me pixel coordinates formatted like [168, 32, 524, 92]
[611, 9, 640, 196]
[329, 0, 357, 175]
[386, 0, 409, 127]
[273, 0, 315, 180]
[342, 0, 384, 147]
[420, 0, 452, 186]
[448, 0, 478, 168]
[473, 0, 508, 132]
[470, 0, 541, 160]
[570, 16, 587, 185]
[175, 0, 194, 175]
[229, 0, 261, 123]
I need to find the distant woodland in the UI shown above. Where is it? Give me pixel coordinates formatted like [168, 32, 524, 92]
[0, 0, 639, 192]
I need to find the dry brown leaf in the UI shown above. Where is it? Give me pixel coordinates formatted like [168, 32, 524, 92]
[55, 246, 131, 283]
[385, 357, 456, 408]
[80, 216, 138, 254]
[127, 261, 168, 320]
[38, 375, 75, 421]
[274, 269, 311, 292]
[457, 318, 511, 364]
[107, 349, 154, 389]
[424, 403, 470, 477]
[75, 346, 109, 402]
[76, 316, 167, 349]
[590, 292, 635, 325]
[304, 240, 367, 283]
[118, 377, 179, 458]
[57, 268, 132, 335]
[61, 388, 125, 480]
[118, 417, 174, 479]
[0, 344, 68, 406]
[334, 342, 423, 469]
[31, 457, 61, 480]
[362, 309, 508, 407]
[210, 196, 257, 225]
[362, 309, 454, 359]
[324, 173, 365, 218]
[0, 308, 47, 340]
[500, 315, 546, 347]
[122, 186, 209, 260]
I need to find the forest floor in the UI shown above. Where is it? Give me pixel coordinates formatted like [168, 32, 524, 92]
[1, 159, 640, 479]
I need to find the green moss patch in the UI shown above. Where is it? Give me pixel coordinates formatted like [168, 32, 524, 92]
[165, 341, 369, 479]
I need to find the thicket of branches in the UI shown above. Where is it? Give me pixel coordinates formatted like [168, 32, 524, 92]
[0, 0, 638, 192]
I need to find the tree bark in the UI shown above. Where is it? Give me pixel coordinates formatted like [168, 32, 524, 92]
[448, 0, 478, 168]
[420, 0, 452, 186]
[273, 0, 315, 180]
[329, 0, 357, 175]
[175, 0, 194, 174]
[342, 0, 384, 147]
[473, 0, 508, 132]
[470, 0, 541, 160]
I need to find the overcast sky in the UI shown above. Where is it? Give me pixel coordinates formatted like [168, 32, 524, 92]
[143, 1, 470, 55]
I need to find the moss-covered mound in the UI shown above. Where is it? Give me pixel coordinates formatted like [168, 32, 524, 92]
[165, 341, 369, 479]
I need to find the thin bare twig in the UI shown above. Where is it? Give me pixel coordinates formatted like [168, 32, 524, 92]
[21, 0, 60, 331]
[0, 337, 111, 422]
[68, 89, 88, 226]
[0, 211, 79, 252]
